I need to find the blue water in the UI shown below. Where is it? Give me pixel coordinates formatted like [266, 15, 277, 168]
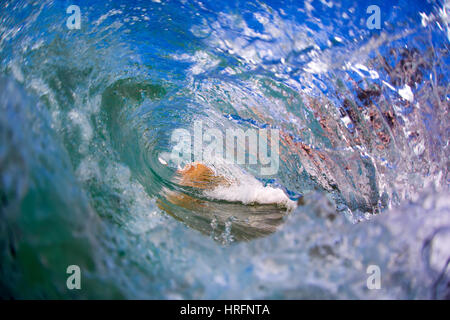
[0, 0, 449, 299]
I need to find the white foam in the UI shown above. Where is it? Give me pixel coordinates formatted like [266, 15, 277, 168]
[203, 170, 296, 210]
[398, 84, 414, 102]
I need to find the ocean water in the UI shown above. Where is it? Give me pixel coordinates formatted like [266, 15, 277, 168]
[0, 0, 449, 299]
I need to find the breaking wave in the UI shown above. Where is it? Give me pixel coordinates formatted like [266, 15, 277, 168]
[0, 0, 449, 299]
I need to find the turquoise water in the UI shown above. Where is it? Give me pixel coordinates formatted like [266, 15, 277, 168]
[0, 0, 449, 299]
